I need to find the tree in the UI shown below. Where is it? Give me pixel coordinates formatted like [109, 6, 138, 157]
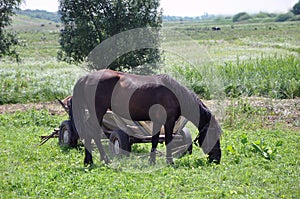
[0, 0, 22, 61]
[275, 12, 294, 22]
[58, 0, 162, 72]
[292, 0, 300, 15]
[232, 12, 251, 22]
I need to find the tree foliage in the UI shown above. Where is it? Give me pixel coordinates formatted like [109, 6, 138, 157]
[0, 0, 22, 61]
[58, 0, 162, 72]
[275, 12, 294, 22]
[232, 12, 251, 22]
[292, 0, 300, 15]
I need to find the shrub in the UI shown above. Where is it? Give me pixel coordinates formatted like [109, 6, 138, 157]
[233, 12, 251, 22]
[255, 12, 271, 18]
[290, 15, 300, 21]
[275, 12, 294, 22]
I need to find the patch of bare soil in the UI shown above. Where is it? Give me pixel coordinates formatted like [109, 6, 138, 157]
[0, 101, 66, 115]
[0, 97, 299, 130]
[246, 97, 300, 125]
[203, 97, 300, 130]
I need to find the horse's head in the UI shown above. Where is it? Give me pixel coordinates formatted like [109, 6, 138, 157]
[197, 115, 222, 164]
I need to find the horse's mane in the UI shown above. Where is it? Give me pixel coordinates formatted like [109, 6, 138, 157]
[157, 74, 199, 100]
[156, 74, 201, 117]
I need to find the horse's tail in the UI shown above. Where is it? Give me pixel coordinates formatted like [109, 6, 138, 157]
[72, 76, 88, 139]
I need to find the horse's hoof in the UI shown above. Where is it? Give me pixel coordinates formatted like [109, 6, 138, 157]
[84, 159, 93, 167]
[208, 157, 220, 164]
[101, 155, 111, 164]
[149, 155, 156, 165]
[149, 151, 156, 165]
[149, 158, 156, 165]
[166, 157, 174, 165]
[105, 159, 112, 164]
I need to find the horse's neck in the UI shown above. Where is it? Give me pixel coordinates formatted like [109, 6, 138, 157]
[160, 75, 211, 128]
[199, 106, 212, 131]
[183, 101, 212, 130]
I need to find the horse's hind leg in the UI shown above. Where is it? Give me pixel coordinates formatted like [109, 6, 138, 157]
[94, 130, 110, 164]
[149, 122, 162, 165]
[84, 137, 93, 166]
[149, 133, 159, 165]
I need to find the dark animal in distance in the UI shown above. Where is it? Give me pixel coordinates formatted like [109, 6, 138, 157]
[71, 69, 222, 165]
[212, 27, 221, 31]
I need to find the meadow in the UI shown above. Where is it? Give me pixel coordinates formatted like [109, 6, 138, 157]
[0, 15, 299, 198]
[0, 100, 299, 198]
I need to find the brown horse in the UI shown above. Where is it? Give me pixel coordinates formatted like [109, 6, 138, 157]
[71, 69, 222, 165]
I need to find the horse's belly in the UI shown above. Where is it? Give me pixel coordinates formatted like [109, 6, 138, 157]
[111, 85, 179, 122]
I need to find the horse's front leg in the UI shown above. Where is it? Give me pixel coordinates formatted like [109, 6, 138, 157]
[165, 133, 174, 165]
[84, 137, 93, 166]
[149, 123, 162, 165]
[165, 118, 176, 165]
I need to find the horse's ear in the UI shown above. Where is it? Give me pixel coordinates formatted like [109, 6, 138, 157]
[201, 115, 222, 154]
[62, 96, 72, 106]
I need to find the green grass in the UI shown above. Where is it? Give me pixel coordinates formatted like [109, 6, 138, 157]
[0, 109, 299, 198]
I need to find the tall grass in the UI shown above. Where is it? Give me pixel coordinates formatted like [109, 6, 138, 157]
[0, 62, 85, 105]
[219, 54, 300, 99]
[164, 54, 300, 99]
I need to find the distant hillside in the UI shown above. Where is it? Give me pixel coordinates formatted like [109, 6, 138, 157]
[16, 9, 60, 23]
[11, 14, 61, 32]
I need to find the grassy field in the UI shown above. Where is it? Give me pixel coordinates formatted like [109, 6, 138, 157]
[0, 14, 299, 198]
[0, 102, 299, 198]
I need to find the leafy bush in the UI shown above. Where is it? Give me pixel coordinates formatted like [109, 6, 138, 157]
[275, 12, 294, 22]
[232, 12, 252, 22]
[290, 15, 300, 21]
[254, 12, 274, 18]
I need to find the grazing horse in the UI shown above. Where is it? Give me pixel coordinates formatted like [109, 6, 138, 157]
[71, 69, 222, 165]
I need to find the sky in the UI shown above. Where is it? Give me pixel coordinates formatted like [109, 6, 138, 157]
[21, 0, 298, 16]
